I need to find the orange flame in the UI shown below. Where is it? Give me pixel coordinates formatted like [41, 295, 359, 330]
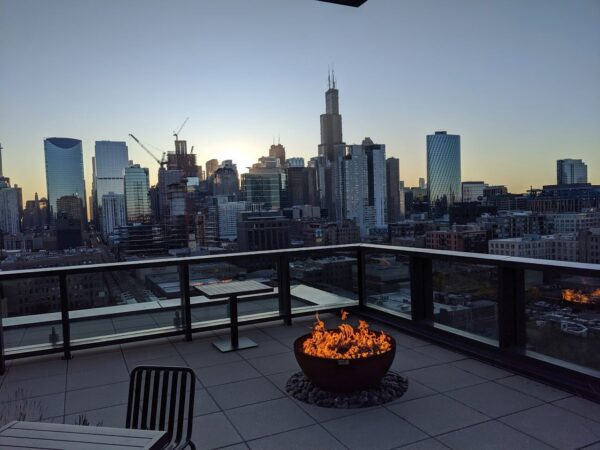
[302, 310, 392, 359]
[562, 288, 600, 305]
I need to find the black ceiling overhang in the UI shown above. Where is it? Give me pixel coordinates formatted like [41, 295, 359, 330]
[317, 0, 368, 7]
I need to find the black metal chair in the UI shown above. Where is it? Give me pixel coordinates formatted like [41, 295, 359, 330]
[127, 365, 196, 450]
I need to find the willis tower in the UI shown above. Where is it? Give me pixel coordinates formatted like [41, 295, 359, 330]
[318, 70, 345, 220]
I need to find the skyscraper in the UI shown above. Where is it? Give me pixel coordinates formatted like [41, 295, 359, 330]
[386, 157, 401, 223]
[205, 159, 219, 179]
[269, 143, 286, 166]
[241, 157, 286, 211]
[318, 70, 345, 220]
[362, 138, 387, 229]
[342, 138, 387, 236]
[213, 160, 240, 197]
[0, 176, 20, 237]
[167, 140, 198, 178]
[44, 138, 86, 219]
[93, 141, 129, 229]
[343, 145, 369, 236]
[557, 159, 588, 185]
[427, 131, 461, 215]
[101, 193, 126, 237]
[124, 165, 151, 224]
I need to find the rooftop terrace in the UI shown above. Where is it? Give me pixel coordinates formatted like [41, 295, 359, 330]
[1, 314, 599, 450]
[0, 244, 599, 448]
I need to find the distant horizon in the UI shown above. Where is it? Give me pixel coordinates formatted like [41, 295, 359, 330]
[1, 0, 599, 201]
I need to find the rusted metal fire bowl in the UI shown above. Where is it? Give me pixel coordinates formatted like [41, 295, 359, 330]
[293, 331, 396, 393]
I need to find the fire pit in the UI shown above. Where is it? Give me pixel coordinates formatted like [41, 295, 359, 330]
[287, 312, 407, 407]
[293, 312, 396, 391]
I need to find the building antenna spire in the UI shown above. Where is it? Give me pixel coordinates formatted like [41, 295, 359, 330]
[328, 65, 331, 89]
[332, 65, 336, 89]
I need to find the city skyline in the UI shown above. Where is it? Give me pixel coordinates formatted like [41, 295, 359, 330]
[1, 0, 599, 202]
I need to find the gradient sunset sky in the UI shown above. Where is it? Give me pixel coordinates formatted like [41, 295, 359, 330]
[1, 0, 599, 202]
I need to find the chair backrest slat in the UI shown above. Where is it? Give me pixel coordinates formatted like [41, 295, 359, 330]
[140, 369, 152, 429]
[127, 365, 196, 450]
[158, 369, 170, 431]
[167, 370, 180, 437]
[149, 369, 161, 429]
[174, 372, 187, 443]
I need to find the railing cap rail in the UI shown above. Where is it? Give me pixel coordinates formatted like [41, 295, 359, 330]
[0, 243, 598, 280]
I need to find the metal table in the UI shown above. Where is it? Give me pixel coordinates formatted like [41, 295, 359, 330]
[0, 421, 169, 449]
[194, 280, 274, 352]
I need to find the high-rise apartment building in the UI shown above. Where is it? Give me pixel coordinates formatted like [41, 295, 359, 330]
[217, 201, 248, 241]
[386, 157, 401, 223]
[286, 167, 311, 207]
[0, 177, 20, 237]
[342, 139, 387, 236]
[124, 165, 151, 224]
[362, 138, 387, 229]
[93, 141, 129, 230]
[158, 168, 188, 249]
[427, 131, 461, 215]
[343, 145, 369, 236]
[101, 193, 126, 237]
[44, 138, 86, 219]
[557, 159, 587, 185]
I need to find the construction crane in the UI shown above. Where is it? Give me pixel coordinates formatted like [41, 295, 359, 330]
[173, 117, 189, 141]
[128, 133, 167, 168]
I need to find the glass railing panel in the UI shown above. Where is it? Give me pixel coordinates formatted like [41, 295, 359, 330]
[432, 260, 499, 341]
[289, 250, 359, 313]
[525, 269, 600, 373]
[188, 256, 280, 327]
[1, 276, 64, 354]
[67, 265, 181, 343]
[364, 252, 411, 318]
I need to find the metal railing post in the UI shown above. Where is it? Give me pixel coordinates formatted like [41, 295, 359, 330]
[498, 266, 526, 349]
[179, 262, 193, 341]
[0, 282, 5, 375]
[278, 254, 292, 326]
[357, 246, 367, 309]
[59, 273, 71, 360]
[410, 256, 433, 322]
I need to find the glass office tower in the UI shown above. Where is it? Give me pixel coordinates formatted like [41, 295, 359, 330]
[94, 141, 129, 229]
[94, 141, 128, 198]
[124, 164, 151, 224]
[426, 131, 461, 214]
[44, 137, 86, 218]
[556, 159, 587, 185]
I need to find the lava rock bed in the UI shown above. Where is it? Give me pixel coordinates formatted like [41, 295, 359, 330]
[286, 371, 408, 408]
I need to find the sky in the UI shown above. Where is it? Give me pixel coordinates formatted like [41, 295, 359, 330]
[1, 0, 599, 202]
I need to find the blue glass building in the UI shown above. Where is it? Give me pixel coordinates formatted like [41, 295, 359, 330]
[427, 131, 461, 215]
[44, 137, 86, 218]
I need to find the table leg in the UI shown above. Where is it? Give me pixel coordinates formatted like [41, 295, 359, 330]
[212, 294, 258, 353]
